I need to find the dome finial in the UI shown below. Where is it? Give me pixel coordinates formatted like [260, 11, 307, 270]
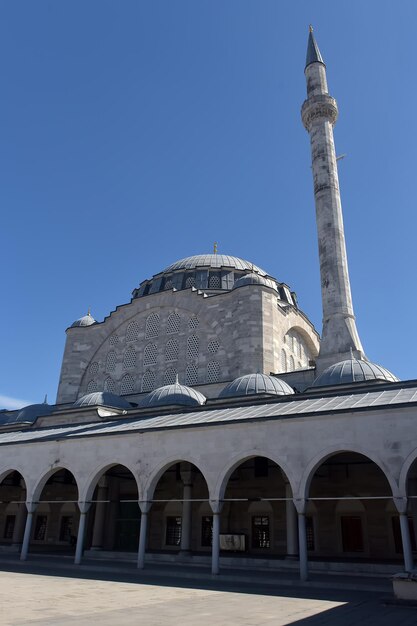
[213, 242, 218, 254]
[87, 305, 91, 316]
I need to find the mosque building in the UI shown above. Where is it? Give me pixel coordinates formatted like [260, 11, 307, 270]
[1, 29, 416, 581]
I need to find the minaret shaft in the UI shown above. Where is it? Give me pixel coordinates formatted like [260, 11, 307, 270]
[301, 33, 364, 369]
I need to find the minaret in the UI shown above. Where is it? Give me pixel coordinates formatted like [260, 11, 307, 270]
[301, 27, 365, 371]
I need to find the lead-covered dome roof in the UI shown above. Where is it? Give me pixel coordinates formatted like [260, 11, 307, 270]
[74, 392, 131, 409]
[232, 272, 277, 291]
[132, 253, 295, 305]
[312, 359, 399, 388]
[71, 313, 96, 328]
[220, 373, 294, 398]
[140, 382, 206, 408]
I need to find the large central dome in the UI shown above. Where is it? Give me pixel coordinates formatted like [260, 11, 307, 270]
[162, 254, 267, 275]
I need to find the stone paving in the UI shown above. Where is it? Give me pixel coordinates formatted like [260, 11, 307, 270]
[0, 559, 416, 626]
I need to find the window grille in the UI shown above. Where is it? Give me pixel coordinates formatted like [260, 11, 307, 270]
[164, 279, 173, 290]
[281, 349, 287, 373]
[187, 335, 199, 360]
[145, 313, 160, 339]
[104, 377, 117, 394]
[87, 380, 98, 393]
[166, 313, 181, 334]
[185, 276, 196, 288]
[142, 370, 156, 392]
[144, 343, 158, 366]
[165, 516, 182, 546]
[123, 346, 136, 370]
[34, 515, 47, 541]
[188, 316, 199, 330]
[209, 274, 221, 289]
[59, 516, 73, 542]
[3, 515, 15, 539]
[252, 516, 270, 549]
[201, 516, 213, 547]
[163, 367, 177, 385]
[165, 338, 179, 362]
[89, 361, 99, 375]
[121, 374, 134, 395]
[289, 355, 295, 371]
[109, 335, 119, 346]
[106, 351, 117, 372]
[207, 361, 220, 383]
[306, 516, 315, 551]
[185, 364, 198, 386]
[208, 339, 220, 354]
[126, 321, 139, 342]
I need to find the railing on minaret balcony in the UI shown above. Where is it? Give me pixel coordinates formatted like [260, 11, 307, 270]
[301, 26, 365, 373]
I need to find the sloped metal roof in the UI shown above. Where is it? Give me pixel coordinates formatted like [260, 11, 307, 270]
[0, 385, 417, 447]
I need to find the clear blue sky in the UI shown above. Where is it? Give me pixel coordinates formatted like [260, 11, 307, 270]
[1, 1, 416, 409]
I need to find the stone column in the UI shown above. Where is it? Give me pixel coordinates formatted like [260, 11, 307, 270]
[137, 501, 152, 569]
[180, 463, 193, 555]
[210, 500, 223, 575]
[74, 502, 91, 565]
[394, 497, 414, 572]
[20, 502, 37, 561]
[294, 499, 308, 581]
[285, 483, 298, 558]
[91, 477, 108, 550]
[12, 503, 27, 547]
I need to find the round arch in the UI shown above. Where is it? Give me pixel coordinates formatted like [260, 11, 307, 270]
[31, 466, 80, 503]
[0, 467, 29, 491]
[398, 449, 417, 496]
[144, 455, 211, 501]
[80, 461, 143, 503]
[299, 445, 398, 500]
[212, 450, 297, 503]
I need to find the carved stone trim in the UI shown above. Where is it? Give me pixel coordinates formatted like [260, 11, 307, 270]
[301, 95, 338, 130]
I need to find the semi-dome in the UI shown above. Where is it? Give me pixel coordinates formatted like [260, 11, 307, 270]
[71, 313, 96, 328]
[74, 391, 131, 409]
[15, 402, 54, 424]
[232, 272, 277, 291]
[220, 373, 294, 398]
[140, 381, 206, 408]
[312, 358, 399, 388]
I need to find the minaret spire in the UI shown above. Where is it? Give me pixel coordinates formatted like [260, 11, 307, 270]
[301, 28, 365, 372]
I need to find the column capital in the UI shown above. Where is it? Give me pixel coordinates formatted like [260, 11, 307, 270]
[25, 501, 37, 514]
[209, 500, 223, 515]
[393, 496, 408, 515]
[139, 501, 152, 514]
[78, 501, 92, 514]
[293, 498, 307, 515]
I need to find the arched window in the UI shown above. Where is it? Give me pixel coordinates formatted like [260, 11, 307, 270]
[188, 316, 199, 330]
[109, 335, 119, 346]
[106, 351, 117, 372]
[185, 364, 198, 386]
[89, 361, 99, 375]
[187, 335, 199, 361]
[165, 338, 179, 362]
[142, 370, 156, 392]
[87, 380, 98, 393]
[208, 339, 220, 354]
[289, 355, 295, 371]
[166, 313, 181, 334]
[145, 313, 160, 339]
[123, 346, 136, 370]
[207, 361, 220, 383]
[121, 374, 134, 395]
[126, 321, 139, 342]
[164, 367, 177, 385]
[104, 377, 117, 393]
[185, 276, 196, 288]
[144, 343, 158, 366]
[281, 349, 287, 373]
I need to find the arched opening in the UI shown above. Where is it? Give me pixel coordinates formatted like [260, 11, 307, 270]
[84, 464, 140, 555]
[402, 456, 417, 558]
[31, 468, 79, 555]
[307, 452, 395, 562]
[0, 471, 27, 550]
[221, 456, 295, 558]
[147, 461, 209, 556]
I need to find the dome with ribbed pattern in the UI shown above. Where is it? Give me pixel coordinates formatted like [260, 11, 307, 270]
[140, 382, 206, 408]
[220, 373, 294, 398]
[74, 392, 131, 409]
[312, 359, 399, 387]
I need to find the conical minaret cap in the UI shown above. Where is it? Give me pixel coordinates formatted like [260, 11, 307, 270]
[305, 26, 324, 69]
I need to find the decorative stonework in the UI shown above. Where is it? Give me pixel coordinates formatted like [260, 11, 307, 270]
[301, 95, 338, 131]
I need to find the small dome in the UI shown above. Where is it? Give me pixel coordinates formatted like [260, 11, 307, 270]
[16, 402, 54, 424]
[74, 392, 131, 409]
[312, 358, 399, 388]
[232, 273, 277, 291]
[71, 313, 96, 328]
[140, 382, 206, 408]
[220, 373, 294, 398]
